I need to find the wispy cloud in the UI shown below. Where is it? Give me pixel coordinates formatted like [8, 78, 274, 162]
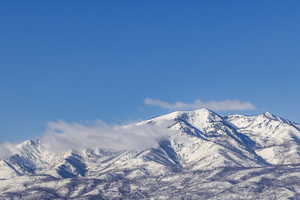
[144, 98, 255, 111]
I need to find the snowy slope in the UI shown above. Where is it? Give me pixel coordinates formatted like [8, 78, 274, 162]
[1, 108, 300, 199]
[226, 112, 300, 165]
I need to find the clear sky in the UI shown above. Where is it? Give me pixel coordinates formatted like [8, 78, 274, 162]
[0, 1, 300, 142]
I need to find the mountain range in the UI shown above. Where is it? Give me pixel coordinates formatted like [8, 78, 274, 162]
[1, 108, 300, 199]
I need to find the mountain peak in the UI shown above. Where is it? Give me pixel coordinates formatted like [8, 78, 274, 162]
[16, 140, 38, 149]
[227, 111, 291, 124]
[262, 112, 278, 120]
[187, 108, 220, 117]
[177, 108, 222, 123]
[188, 108, 215, 116]
[144, 108, 221, 123]
[259, 112, 291, 124]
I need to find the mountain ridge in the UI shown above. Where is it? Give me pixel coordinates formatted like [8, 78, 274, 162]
[1, 109, 300, 199]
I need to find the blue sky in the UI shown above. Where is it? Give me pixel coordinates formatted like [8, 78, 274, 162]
[0, 1, 300, 142]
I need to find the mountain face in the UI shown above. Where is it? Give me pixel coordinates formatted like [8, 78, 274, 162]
[1, 109, 300, 199]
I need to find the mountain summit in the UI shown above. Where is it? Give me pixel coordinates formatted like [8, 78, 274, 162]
[1, 110, 300, 199]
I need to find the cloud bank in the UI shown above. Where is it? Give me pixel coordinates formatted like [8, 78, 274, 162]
[40, 120, 173, 153]
[0, 120, 174, 159]
[0, 142, 18, 159]
[144, 98, 255, 111]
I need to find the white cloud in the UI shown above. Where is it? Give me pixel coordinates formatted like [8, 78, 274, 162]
[0, 142, 17, 159]
[40, 120, 174, 153]
[144, 98, 255, 111]
[0, 120, 174, 159]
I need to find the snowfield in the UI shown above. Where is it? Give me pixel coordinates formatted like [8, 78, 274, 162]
[1, 108, 300, 199]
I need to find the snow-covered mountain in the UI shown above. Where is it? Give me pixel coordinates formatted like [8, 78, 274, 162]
[1, 109, 300, 199]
